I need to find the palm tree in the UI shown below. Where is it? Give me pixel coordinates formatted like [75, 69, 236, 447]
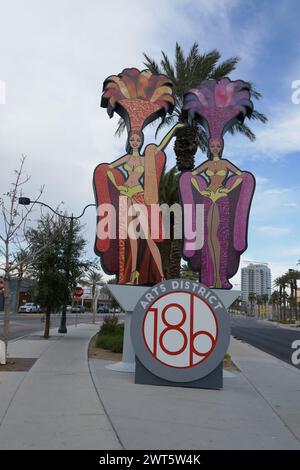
[158, 167, 181, 279]
[286, 269, 300, 321]
[142, 42, 267, 171]
[270, 291, 280, 320]
[274, 275, 289, 321]
[261, 293, 269, 318]
[181, 262, 198, 281]
[82, 268, 103, 323]
[248, 292, 256, 316]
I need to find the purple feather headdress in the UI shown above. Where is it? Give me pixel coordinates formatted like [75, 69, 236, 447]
[183, 78, 253, 144]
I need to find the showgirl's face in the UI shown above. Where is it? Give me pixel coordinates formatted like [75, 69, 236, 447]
[209, 139, 223, 158]
[129, 133, 142, 150]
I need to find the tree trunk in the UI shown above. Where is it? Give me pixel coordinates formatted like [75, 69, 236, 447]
[174, 125, 198, 172]
[3, 277, 11, 352]
[160, 240, 171, 280]
[169, 239, 182, 279]
[44, 306, 51, 339]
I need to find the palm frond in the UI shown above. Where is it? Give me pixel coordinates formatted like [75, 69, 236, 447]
[143, 53, 161, 74]
[114, 118, 126, 137]
[195, 125, 209, 153]
[248, 82, 262, 100]
[249, 109, 268, 123]
[175, 43, 186, 91]
[154, 115, 176, 138]
[161, 51, 176, 83]
[190, 50, 220, 86]
[228, 122, 256, 142]
[209, 56, 239, 80]
[185, 43, 199, 74]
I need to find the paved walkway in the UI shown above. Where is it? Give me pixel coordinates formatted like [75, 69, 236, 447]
[1, 324, 299, 450]
[0, 324, 121, 450]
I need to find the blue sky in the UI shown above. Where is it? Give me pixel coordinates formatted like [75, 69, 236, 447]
[0, 0, 299, 286]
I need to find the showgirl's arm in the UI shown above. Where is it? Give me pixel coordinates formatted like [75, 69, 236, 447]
[156, 123, 186, 153]
[108, 155, 129, 169]
[224, 159, 242, 175]
[107, 156, 128, 189]
[191, 177, 210, 196]
[192, 161, 209, 175]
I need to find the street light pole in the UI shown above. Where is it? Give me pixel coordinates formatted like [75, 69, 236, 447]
[58, 214, 74, 334]
[18, 198, 95, 334]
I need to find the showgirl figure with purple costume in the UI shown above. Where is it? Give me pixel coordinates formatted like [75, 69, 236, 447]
[179, 79, 255, 289]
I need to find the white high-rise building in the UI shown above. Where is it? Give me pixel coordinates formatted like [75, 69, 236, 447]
[241, 263, 271, 303]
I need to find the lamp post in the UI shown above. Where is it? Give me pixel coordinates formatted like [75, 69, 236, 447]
[18, 197, 95, 333]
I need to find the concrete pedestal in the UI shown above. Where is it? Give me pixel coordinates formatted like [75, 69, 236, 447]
[106, 285, 148, 372]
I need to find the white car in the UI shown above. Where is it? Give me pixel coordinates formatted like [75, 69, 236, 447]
[18, 303, 39, 313]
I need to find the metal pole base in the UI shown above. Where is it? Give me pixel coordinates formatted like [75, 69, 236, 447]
[58, 326, 67, 334]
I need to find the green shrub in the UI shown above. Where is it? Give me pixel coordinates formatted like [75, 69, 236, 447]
[96, 318, 124, 353]
[96, 333, 123, 353]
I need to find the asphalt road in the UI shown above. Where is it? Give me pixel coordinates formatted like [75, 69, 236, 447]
[231, 315, 300, 369]
[2, 312, 300, 370]
[0, 313, 98, 341]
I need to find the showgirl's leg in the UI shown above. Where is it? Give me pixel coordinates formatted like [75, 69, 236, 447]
[127, 198, 138, 281]
[146, 237, 165, 279]
[207, 203, 221, 288]
[138, 202, 165, 279]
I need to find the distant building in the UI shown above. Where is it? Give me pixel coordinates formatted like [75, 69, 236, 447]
[241, 263, 271, 303]
[0, 278, 32, 312]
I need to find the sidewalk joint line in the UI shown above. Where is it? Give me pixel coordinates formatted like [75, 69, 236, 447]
[235, 355, 300, 444]
[88, 359, 125, 450]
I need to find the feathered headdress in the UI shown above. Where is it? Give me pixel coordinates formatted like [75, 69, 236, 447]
[183, 78, 253, 143]
[101, 68, 175, 132]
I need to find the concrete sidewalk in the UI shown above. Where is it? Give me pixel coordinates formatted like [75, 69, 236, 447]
[90, 338, 300, 450]
[0, 324, 121, 450]
[1, 324, 300, 450]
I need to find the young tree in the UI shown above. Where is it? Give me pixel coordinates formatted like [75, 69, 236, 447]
[81, 264, 104, 323]
[27, 213, 88, 338]
[0, 156, 43, 351]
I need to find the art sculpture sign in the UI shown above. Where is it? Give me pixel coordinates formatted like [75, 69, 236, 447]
[131, 279, 230, 388]
[93, 68, 255, 389]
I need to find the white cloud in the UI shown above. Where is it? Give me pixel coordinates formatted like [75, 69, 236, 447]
[258, 226, 291, 236]
[281, 246, 300, 257]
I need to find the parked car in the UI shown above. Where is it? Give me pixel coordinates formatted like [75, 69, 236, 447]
[97, 306, 108, 314]
[71, 306, 85, 313]
[18, 303, 39, 313]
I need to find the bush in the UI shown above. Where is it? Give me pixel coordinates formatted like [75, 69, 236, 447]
[103, 314, 119, 326]
[96, 316, 124, 353]
[96, 332, 124, 353]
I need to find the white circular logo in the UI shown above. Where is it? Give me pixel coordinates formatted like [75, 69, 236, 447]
[143, 292, 218, 368]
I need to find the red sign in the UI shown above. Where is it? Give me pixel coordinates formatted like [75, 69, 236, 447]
[74, 287, 84, 299]
[0, 279, 4, 295]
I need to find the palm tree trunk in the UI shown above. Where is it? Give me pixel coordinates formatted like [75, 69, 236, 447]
[168, 239, 182, 279]
[174, 125, 198, 172]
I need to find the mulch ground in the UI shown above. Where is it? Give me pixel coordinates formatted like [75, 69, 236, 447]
[0, 357, 37, 372]
[88, 334, 122, 362]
